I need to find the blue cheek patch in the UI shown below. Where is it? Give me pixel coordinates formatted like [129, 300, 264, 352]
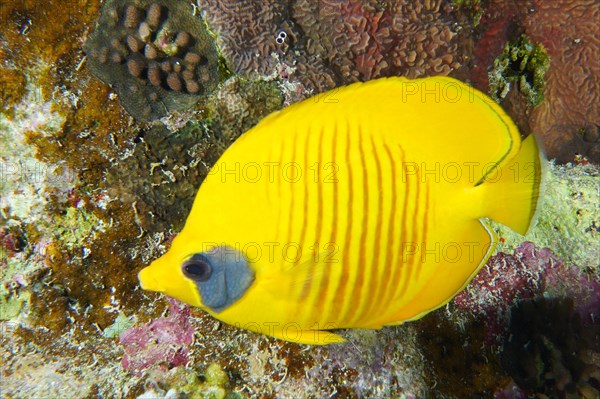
[193, 246, 255, 313]
[198, 269, 228, 311]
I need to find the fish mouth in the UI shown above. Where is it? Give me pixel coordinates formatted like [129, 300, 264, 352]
[138, 265, 165, 293]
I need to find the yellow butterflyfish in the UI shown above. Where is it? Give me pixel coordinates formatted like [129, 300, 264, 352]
[138, 76, 543, 345]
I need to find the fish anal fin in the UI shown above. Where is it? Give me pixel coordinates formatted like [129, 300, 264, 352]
[386, 219, 497, 324]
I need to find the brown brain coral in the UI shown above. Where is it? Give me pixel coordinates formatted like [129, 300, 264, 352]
[526, 0, 600, 163]
[84, 0, 220, 121]
[293, 0, 464, 81]
[199, 0, 289, 76]
[199, 0, 470, 95]
[198, 0, 338, 94]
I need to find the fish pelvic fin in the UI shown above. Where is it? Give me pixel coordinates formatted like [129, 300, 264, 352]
[268, 327, 346, 345]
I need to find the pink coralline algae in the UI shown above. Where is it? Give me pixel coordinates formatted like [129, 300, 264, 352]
[120, 298, 194, 375]
[199, 0, 468, 94]
[454, 242, 600, 344]
[0, 227, 25, 259]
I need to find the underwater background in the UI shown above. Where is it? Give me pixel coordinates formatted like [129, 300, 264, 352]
[0, 0, 598, 398]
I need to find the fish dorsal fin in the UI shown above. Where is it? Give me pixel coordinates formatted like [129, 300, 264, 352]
[253, 76, 521, 188]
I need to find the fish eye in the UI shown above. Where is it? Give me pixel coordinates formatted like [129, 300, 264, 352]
[182, 255, 212, 282]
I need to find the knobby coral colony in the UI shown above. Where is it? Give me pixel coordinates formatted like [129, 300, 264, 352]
[84, 0, 220, 121]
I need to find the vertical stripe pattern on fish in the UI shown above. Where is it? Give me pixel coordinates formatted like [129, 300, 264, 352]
[138, 76, 543, 344]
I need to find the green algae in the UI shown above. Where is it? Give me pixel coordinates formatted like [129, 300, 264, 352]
[489, 35, 549, 107]
[137, 363, 241, 399]
[0, 291, 31, 320]
[181, 363, 241, 399]
[54, 206, 104, 250]
[204, 363, 230, 387]
[492, 161, 599, 269]
[451, 0, 484, 25]
[0, 253, 33, 321]
[103, 312, 135, 339]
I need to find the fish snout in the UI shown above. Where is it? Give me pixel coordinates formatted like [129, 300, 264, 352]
[138, 265, 165, 293]
[138, 256, 204, 307]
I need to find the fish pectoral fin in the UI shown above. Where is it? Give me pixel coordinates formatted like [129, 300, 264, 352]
[276, 245, 338, 290]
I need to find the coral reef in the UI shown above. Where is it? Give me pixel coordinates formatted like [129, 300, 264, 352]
[526, 0, 600, 163]
[103, 77, 283, 234]
[84, 0, 221, 121]
[488, 34, 549, 107]
[470, 0, 599, 163]
[501, 297, 600, 398]
[492, 161, 599, 269]
[113, 308, 430, 398]
[454, 242, 599, 343]
[199, 0, 472, 95]
[292, 0, 466, 81]
[120, 298, 194, 375]
[448, 241, 599, 398]
[1, 0, 599, 397]
[415, 312, 508, 398]
[1, 1, 431, 397]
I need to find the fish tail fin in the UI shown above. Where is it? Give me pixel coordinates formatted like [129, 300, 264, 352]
[483, 134, 544, 235]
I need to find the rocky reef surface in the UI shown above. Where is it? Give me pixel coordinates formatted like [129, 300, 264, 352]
[1, 0, 598, 398]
